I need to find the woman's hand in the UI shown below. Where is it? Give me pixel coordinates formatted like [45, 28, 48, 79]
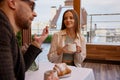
[57, 44, 74, 55]
[57, 45, 68, 55]
[76, 46, 81, 53]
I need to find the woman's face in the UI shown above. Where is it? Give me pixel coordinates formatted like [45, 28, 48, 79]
[64, 11, 75, 29]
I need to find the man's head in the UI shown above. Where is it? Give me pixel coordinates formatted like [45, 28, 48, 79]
[0, 0, 37, 32]
[0, 0, 4, 7]
[14, 0, 37, 30]
[0, 0, 4, 3]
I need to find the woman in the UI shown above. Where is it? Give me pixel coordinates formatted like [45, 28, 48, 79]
[48, 9, 86, 67]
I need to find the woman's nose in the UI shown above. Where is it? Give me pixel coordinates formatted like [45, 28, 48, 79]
[67, 18, 71, 21]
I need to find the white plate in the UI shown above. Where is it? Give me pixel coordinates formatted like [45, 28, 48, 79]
[59, 73, 71, 79]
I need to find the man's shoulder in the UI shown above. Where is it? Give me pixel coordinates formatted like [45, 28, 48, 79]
[0, 10, 8, 21]
[0, 10, 13, 34]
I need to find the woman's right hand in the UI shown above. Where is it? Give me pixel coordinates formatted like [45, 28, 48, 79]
[57, 45, 67, 55]
[57, 46, 63, 55]
[57, 44, 73, 55]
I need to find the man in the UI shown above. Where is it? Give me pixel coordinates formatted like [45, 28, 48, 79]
[0, 0, 48, 80]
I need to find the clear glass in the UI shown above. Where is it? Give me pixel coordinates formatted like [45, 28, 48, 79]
[81, 0, 120, 45]
[85, 15, 120, 44]
[28, 61, 39, 71]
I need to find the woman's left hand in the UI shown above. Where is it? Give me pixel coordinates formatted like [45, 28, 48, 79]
[76, 46, 81, 53]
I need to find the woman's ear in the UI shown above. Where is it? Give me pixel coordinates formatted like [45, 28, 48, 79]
[7, 0, 16, 10]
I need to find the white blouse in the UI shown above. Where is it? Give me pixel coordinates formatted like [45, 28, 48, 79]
[47, 29, 86, 67]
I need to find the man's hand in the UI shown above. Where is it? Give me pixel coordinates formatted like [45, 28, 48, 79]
[32, 26, 49, 48]
[21, 43, 29, 54]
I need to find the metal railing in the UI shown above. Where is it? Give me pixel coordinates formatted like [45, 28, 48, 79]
[87, 13, 120, 44]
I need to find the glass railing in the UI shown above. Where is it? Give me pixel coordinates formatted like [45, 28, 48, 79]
[83, 14, 120, 45]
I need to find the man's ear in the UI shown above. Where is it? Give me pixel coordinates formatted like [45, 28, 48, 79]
[7, 0, 16, 10]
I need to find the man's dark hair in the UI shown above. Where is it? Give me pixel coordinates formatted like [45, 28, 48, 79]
[0, 0, 4, 3]
[0, 0, 4, 7]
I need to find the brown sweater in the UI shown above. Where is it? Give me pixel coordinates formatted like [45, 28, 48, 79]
[0, 10, 42, 80]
